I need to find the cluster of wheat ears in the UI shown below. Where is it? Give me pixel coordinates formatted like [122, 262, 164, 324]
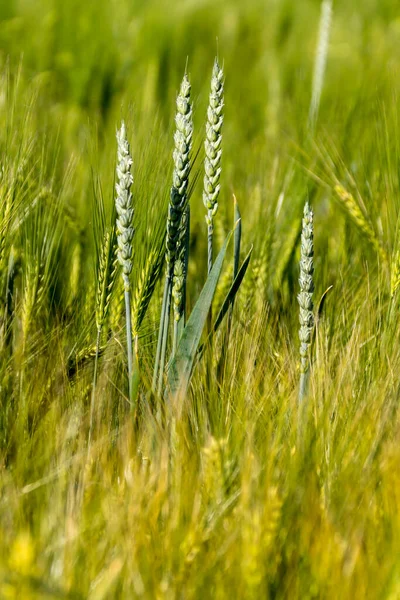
[6, 0, 400, 594]
[86, 58, 315, 436]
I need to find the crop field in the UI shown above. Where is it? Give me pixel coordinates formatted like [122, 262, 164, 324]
[1, 0, 400, 597]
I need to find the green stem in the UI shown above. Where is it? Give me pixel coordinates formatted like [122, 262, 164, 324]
[207, 215, 213, 275]
[183, 206, 190, 325]
[172, 207, 190, 356]
[299, 370, 309, 404]
[298, 369, 310, 447]
[125, 289, 133, 404]
[158, 278, 172, 396]
[173, 319, 178, 357]
[88, 326, 101, 451]
[152, 277, 169, 392]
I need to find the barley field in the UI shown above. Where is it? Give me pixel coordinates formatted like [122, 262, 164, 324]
[0, 0, 400, 598]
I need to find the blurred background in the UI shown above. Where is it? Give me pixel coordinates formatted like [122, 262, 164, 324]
[1, 0, 399, 160]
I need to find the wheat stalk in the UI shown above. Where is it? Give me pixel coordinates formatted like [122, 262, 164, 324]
[0, 187, 13, 280]
[95, 228, 118, 334]
[391, 249, 400, 297]
[115, 121, 135, 403]
[2, 247, 16, 352]
[131, 245, 164, 337]
[153, 72, 193, 393]
[89, 226, 118, 446]
[203, 59, 224, 274]
[172, 206, 190, 354]
[298, 201, 314, 403]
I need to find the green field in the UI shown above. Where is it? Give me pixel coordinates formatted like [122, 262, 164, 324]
[1, 0, 400, 598]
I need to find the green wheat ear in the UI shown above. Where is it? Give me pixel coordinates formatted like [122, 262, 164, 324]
[172, 205, 190, 354]
[115, 121, 134, 291]
[95, 228, 118, 334]
[88, 223, 118, 446]
[203, 58, 224, 275]
[298, 201, 314, 403]
[334, 184, 387, 263]
[115, 121, 136, 403]
[391, 249, 400, 297]
[131, 245, 164, 337]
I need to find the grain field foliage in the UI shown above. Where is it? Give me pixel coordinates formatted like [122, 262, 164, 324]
[0, 1, 400, 598]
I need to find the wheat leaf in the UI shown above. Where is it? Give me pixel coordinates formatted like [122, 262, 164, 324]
[213, 245, 253, 333]
[166, 232, 231, 400]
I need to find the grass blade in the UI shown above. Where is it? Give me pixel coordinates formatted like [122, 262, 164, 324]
[214, 245, 253, 333]
[167, 232, 232, 400]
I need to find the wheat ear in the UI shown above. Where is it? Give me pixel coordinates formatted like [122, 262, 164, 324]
[334, 184, 387, 262]
[131, 245, 164, 337]
[298, 202, 314, 403]
[95, 228, 118, 334]
[89, 226, 118, 447]
[172, 206, 190, 354]
[153, 73, 193, 393]
[115, 121, 135, 403]
[309, 0, 332, 129]
[391, 249, 400, 297]
[203, 59, 224, 274]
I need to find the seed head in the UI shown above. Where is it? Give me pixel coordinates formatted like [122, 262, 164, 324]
[298, 202, 314, 374]
[115, 121, 134, 291]
[203, 59, 224, 224]
[172, 208, 190, 323]
[166, 74, 193, 278]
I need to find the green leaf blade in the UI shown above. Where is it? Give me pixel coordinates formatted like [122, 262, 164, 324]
[166, 232, 232, 400]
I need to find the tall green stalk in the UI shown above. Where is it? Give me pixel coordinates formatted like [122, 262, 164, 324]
[89, 226, 117, 447]
[115, 121, 135, 403]
[88, 327, 101, 450]
[172, 206, 190, 355]
[153, 73, 193, 393]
